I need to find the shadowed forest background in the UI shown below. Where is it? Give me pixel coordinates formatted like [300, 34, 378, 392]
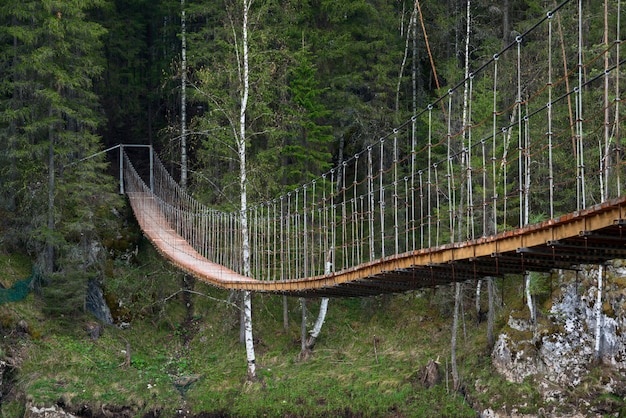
[0, 0, 624, 417]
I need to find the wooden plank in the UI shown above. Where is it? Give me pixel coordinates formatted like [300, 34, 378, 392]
[128, 191, 626, 297]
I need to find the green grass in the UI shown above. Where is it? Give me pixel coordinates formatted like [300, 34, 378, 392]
[0, 252, 32, 286]
[3, 272, 477, 417]
[0, 244, 617, 417]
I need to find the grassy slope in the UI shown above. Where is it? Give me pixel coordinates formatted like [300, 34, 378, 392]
[0, 239, 617, 417]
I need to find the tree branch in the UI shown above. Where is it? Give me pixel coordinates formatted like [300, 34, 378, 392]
[162, 288, 240, 311]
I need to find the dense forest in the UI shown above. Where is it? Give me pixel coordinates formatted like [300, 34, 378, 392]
[0, 0, 564, 277]
[0, 0, 624, 417]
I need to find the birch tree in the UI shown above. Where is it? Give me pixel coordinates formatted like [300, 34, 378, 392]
[525, 272, 536, 324]
[594, 264, 604, 361]
[239, 0, 256, 381]
[301, 252, 332, 359]
[306, 297, 329, 352]
[185, 0, 257, 380]
[180, 0, 188, 189]
[394, 2, 417, 119]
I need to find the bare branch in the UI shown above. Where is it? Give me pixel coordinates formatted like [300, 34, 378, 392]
[162, 288, 240, 310]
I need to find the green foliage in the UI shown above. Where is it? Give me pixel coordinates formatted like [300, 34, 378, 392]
[279, 48, 334, 189]
[0, 400, 24, 418]
[0, 246, 477, 416]
[104, 241, 182, 322]
[0, 0, 127, 320]
[1, 241, 623, 416]
[95, 0, 163, 144]
[180, 0, 412, 205]
[0, 0, 623, 415]
[527, 272, 551, 298]
[42, 271, 93, 318]
[0, 0, 119, 267]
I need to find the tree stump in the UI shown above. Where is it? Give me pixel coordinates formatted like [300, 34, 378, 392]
[419, 359, 441, 388]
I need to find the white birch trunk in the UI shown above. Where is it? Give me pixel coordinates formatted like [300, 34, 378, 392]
[306, 259, 332, 350]
[525, 272, 535, 324]
[180, 0, 188, 190]
[239, 0, 255, 381]
[461, 0, 471, 132]
[395, 4, 417, 117]
[309, 298, 329, 341]
[243, 290, 255, 379]
[594, 264, 604, 361]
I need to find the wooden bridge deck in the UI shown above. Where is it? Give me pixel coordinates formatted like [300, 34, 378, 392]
[128, 192, 626, 297]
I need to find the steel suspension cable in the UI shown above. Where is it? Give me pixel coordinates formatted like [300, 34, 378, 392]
[330, 169, 336, 271]
[502, 127, 509, 229]
[322, 174, 330, 271]
[393, 129, 399, 255]
[523, 106, 530, 226]
[280, 195, 285, 281]
[435, 163, 441, 246]
[266, 201, 271, 280]
[359, 194, 366, 263]
[602, 0, 610, 202]
[411, 116, 417, 251]
[303, 185, 308, 282]
[446, 91, 455, 243]
[418, 169, 424, 249]
[286, 193, 292, 280]
[379, 139, 386, 258]
[614, 0, 622, 196]
[296, 189, 301, 278]
[341, 163, 347, 269]
[467, 74, 475, 240]
[367, 147, 375, 261]
[492, 55, 499, 235]
[352, 157, 360, 267]
[310, 180, 316, 278]
[404, 176, 410, 252]
[272, 199, 277, 280]
[427, 105, 433, 248]
[576, 0, 586, 210]
[517, 35, 524, 227]
[548, 12, 555, 219]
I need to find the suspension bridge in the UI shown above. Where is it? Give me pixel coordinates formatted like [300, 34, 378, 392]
[121, 0, 626, 297]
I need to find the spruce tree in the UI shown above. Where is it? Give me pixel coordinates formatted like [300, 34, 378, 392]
[280, 48, 333, 189]
[0, 0, 118, 315]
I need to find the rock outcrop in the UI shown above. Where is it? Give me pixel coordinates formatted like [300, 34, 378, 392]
[490, 264, 626, 415]
[24, 404, 77, 418]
